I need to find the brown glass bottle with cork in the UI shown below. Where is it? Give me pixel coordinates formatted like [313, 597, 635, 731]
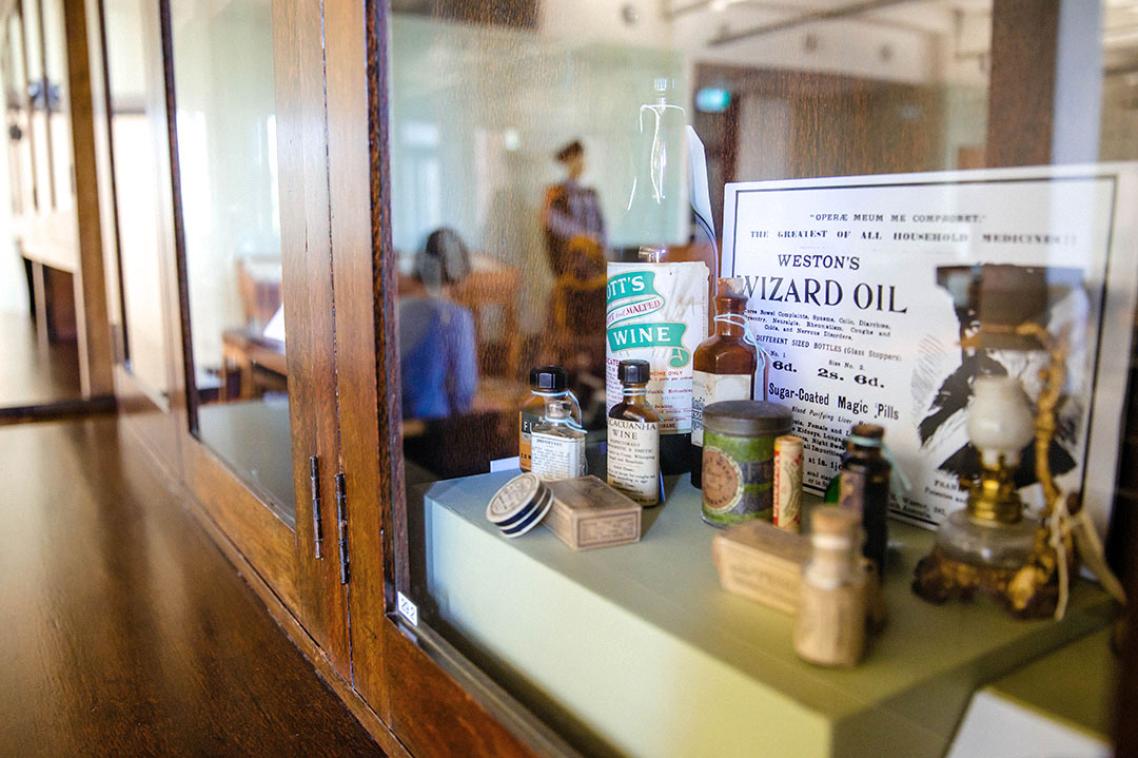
[607, 359, 661, 506]
[691, 292, 758, 488]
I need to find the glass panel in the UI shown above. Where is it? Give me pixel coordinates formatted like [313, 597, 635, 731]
[390, 5, 995, 484]
[388, 0, 1138, 752]
[23, 0, 48, 211]
[4, 12, 30, 216]
[41, 0, 70, 213]
[103, 0, 171, 401]
[169, 0, 294, 522]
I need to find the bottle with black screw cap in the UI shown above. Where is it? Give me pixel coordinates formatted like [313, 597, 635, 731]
[519, 366, 581, 471]
[608, 359, 661, 506]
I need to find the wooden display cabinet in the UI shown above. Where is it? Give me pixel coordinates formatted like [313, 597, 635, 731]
[14, 0, 1137, 756]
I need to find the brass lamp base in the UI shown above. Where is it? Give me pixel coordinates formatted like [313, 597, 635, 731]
[912, 526, 1072, 620]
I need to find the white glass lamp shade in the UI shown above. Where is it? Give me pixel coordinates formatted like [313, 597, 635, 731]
[966, 376, 1035, 468]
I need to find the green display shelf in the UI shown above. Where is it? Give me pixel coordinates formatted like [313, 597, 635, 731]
[990, 627, 1116, 742]
[419, 472, 1114, 758]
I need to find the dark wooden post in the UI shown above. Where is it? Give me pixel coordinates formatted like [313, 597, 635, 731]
[986, 0, 1101, 167]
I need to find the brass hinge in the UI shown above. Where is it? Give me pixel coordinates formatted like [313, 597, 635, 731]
[309, 456, 323, 560]
[335, 472, 350, 585]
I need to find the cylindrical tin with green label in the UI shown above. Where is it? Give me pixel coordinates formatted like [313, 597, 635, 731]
[700, 400, 793, 527]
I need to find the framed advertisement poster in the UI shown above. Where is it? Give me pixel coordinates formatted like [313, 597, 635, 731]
[722, 165, 1138, 535]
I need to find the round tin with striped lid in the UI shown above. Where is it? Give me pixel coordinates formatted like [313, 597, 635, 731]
[486, 473, 552, 538]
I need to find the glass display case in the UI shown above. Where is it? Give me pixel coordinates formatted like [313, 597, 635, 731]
[5, 0, 1132, 754]
[377, 1, 1138, 755]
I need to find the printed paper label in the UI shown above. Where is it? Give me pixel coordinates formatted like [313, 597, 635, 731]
[531, 432, 585, 481]
[518, 411, 540, 470]
[692, 371, 753, 447]
[607, 418, 659, 505]
[605, 262, 709, 434]
[722, 167, 1138, 532]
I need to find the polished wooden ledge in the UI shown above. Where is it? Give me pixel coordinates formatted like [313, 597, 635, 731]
[0, 417, 382, 756]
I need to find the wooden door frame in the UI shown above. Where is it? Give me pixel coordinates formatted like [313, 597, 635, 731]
[6, 0, 116, 404]
[330, 2, 577, 754]
[149, 0, 349, 671]
[79, 0, 182, 476]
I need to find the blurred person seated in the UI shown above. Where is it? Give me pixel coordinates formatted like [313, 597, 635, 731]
[399, 227, 478, 420]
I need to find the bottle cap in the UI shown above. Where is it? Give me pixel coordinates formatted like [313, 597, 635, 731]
[529, 365, 568, 392]
[618, 359, 651, 386]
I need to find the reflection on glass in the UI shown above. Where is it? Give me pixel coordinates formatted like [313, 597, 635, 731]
[23, 0, 48, 211]
[391, 2, 996, 490]
[387, 0, 1018, 744]
[41, 0, 70, 214]
[104, 0, 171, 401]
[4, 12, 31, 216]
[169, 0, 293, 521]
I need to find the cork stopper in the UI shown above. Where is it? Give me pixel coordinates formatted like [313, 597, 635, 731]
[810, 507, 857, 542]
[714, 293, 747, 314]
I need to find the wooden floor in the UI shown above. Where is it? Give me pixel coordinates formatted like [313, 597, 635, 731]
[0, 311, 82, 408]
[0, 417, 382, 757]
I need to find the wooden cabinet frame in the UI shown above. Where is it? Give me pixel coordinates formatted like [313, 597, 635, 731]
[335, 3, 579, 755]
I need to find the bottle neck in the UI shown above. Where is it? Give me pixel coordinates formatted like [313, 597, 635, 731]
[806, 538, 857, 588]
[621, 384, 649, 401]
[847, 434, 884, 459]
[714, 312, 748, 339]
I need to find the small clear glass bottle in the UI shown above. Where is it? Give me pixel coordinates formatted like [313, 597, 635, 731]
[691, 293, 759, 488]
[794, 507, 867, 668]
[531, 399, 587, 482]
[607, 359, 660, 506]
[519, 366, 581, 471]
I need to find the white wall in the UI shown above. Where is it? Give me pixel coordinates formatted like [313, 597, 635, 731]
[170, 0, 279, 368]
[0, 111, 21, 314]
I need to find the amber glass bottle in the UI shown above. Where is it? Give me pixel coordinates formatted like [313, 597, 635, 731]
[690, 294, 758, 487]
[608, 359, 661, 506]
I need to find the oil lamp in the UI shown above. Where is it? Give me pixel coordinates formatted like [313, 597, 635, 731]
[913, 265, 1079, 619]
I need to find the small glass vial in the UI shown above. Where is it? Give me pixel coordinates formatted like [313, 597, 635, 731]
[519, 366, 581, 471]
[607, 359, 660, 506]
[691, 293, 758, 488]
[836, 423, 891, 575]
[794, 507, 867, 668]
[531, 399, 587, 481]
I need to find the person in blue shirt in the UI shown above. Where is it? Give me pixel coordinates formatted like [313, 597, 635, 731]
[399, 228, 478, 420]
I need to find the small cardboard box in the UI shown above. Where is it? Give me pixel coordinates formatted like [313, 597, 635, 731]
[712, 520, 810, 615]
[544, 476, 642, 550]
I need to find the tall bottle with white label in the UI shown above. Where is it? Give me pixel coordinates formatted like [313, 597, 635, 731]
[608, 359, 661, 506]
[531, 399, 587, 482]
[691, 293, 759, 488]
